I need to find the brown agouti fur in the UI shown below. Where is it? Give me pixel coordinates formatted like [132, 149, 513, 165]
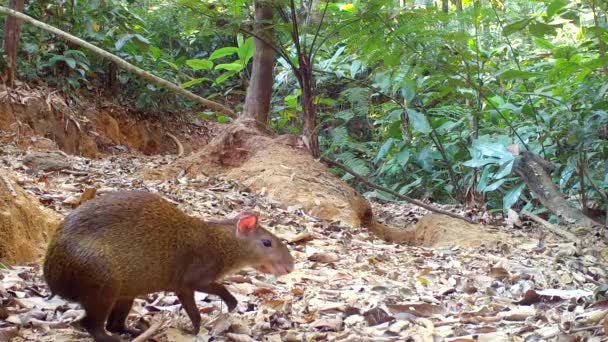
[43, 191, 294, 342]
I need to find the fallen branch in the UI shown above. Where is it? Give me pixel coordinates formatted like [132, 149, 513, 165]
[522, 210, 581, 245]
[320, 156, 475, 224]
[132, 320, 164, 342]
[0, 6, 236, 118]
[166, 133, 185, 157]
[513, 152, 599, 227]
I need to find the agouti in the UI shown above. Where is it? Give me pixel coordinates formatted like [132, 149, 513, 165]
[43, 190, 295, 342]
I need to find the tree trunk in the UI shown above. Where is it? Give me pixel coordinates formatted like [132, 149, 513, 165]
[242, 2, 275, 124]
[453, 0, 463, 12]
[2, 0, 25, 86]
[442, 0, 449, 12]
[299, 56, 320, 158]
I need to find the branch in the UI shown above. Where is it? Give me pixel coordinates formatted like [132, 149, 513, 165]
[165, 133, 184, 157]
[308, 0, 330, 56]
[521, 210, 581, 245]
[0, 6, 236, 117]
[320, 156, 476, 224]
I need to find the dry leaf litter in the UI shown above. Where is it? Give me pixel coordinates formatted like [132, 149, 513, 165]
[1, 140, 608, 342]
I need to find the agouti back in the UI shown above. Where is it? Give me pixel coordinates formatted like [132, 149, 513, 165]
[43, 190, 295, 342]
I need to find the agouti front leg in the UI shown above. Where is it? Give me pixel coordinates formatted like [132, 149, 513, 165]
[197, 282, 237, 312]
[176, 283, 238, 336]
[177, 290, 201, 335]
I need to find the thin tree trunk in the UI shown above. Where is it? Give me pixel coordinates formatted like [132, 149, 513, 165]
[299, 58, 320, 157]
[0, 6, 235, 117]
[2, 0, 24, 86]
[453, 0, 463, 12]
[242, 2, 275, 124]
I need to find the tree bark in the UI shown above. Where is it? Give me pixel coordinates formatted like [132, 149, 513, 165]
[242, 2, 276, 124]
[299, 56, 320, 158]
[0, 6, 235, 117]
[513, 151, 600, 227]
[442, 0, 449, 12]
[453, 0, 463, 12]
[2, 0, 25, 86]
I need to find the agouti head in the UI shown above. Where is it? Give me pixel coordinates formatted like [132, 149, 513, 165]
[233, 213, 294, 276]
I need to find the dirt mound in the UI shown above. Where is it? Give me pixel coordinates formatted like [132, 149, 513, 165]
[145, 119, 508, 249]
[403, 214, 509, 248]
[0, 85, 216, 158]
[0, 171, 61, 264]
[144, 119, 371, 226]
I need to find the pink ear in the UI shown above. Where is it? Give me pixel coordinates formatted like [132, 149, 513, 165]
[237, 214, 257, 233]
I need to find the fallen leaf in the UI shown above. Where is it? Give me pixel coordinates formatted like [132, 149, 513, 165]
[363, 307, 394, 326]
[387, 303, 446, 318]
[308, 252, 339, 263]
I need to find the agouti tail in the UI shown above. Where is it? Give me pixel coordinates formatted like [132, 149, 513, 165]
[43, 191, 294, 342]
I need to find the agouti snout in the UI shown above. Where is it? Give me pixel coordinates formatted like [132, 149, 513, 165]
[43, 191, 295, 342]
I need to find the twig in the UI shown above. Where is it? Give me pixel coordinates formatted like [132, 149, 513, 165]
[521, 210, 581, 245]
[320, 156, 476, 224]
[132, 320, 164, 342]
[569, 324, 603, 333]
[165, 133, 184, 157]
[60, 169, 89, 176]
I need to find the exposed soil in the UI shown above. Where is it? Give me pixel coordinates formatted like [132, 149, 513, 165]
[0, 169, 60, 264]
[0, 84, 219, 158]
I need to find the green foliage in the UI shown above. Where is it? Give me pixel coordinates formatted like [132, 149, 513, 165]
[5, 0, 608, 218]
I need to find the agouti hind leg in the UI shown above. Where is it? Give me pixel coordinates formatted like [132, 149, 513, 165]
[106, 297, 142, 336]
[177, 290, 201, 335]
[80, 295, 120, 342]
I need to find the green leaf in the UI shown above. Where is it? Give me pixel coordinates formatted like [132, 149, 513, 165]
[213, 72, 235, 85]
[407, 109, 431, 134]
[529, 22, 557, 37]
[48, 55, 77, 69]
[215, 63, 245, 72]
[503, 183, 525, 211]
[350, 60, 361, 78]
[502, 18, 532, 36]
[547, 0, 568, 20]
[559, 156, 577, 189]
[161, 59, 179, 70]
[375, 138, 394, 163]
[499, 69, 544, 80]
[216, 115, 231, 124]
[482, 178, 507, 192]
[181, 77, 211, 89]
[463, 158, 498, 168]
[474, 142, 513, 159]
[238, 37, 255, 64]
[114, 34, 149, 50]
[209, 47, 239, 60]
[396, 148, 411, 167]
[335, 110, 354, 122]
[401, 79, 416, 102]
[186, 59, 213, 71]
[533, 38, 554, 50]
[494, 160, 514, 179]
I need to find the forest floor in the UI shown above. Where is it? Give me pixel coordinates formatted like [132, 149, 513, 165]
[1, 135, 608, 342]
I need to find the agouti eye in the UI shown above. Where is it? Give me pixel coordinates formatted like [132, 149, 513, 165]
[262, 239, 272, 247]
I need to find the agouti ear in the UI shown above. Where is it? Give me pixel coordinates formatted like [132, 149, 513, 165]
[237, 214, 257, 234]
